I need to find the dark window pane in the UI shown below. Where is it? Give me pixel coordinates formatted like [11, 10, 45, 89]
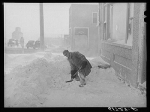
[93, 18, 97, 23]
[93, 13, 97, 23]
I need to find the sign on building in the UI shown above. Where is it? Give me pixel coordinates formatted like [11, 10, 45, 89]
[75, 28, 88, 36]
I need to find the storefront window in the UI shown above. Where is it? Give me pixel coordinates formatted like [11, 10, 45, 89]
[103, 3, 134, 46]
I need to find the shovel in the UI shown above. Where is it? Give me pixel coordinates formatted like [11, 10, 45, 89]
[66, 66, 82, 83]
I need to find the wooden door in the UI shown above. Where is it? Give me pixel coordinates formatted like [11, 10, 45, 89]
[74, 27, 89, 53]
[74, 35, 88, 55]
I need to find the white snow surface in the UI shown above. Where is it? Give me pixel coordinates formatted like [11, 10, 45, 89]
[4, 51, 146, 107]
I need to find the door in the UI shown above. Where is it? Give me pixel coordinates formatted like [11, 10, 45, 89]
[74, 27, 89, 53]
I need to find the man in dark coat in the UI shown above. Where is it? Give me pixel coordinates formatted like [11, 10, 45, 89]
[63, 50, 92, 87]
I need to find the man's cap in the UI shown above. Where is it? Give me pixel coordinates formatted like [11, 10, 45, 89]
[63, 50, 69, 56]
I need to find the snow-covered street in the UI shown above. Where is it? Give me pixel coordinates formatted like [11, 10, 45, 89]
[4, 51, 146, 107]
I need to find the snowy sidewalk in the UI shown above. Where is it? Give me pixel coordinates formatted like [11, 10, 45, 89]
[4, 52, 146, 107]
[42, 67, 146, 107]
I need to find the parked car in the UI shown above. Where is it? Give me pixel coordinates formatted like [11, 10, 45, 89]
[7, 39, 19, 47]
[26, 40, 35, 49]
[26, 40, 41, 49]
[33, 40, 40, 49]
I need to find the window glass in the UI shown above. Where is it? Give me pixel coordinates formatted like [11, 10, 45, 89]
[127, 3, 134, 46]
[93, 13, 97, 23]
[107, 3, 128, 45]
[104, 6, 107, 23]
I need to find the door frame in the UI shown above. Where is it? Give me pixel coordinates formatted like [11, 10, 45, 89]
[74, 27, 89, 49]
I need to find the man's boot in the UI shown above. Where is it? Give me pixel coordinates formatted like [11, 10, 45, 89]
[66, 78, 73, 83]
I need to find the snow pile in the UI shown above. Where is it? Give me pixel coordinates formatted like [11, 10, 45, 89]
[86, 67, 120, 86]
[5, 58, 50, 107]
[5, 54, 72, 107]
[43, 52, 52, 61]
[5, 54, 42, 74]
[50, 45, 66, 53]
[4, 52, 146, 107]
[88, 56, 110, 67]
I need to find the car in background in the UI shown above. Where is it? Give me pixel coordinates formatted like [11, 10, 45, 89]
[34, 40, 40, 49]
[26, 40, 35, 49]
[26, 40, 41, 49]
[7, 39, 19, 47]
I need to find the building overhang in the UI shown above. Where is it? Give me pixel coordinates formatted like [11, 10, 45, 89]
[103, 3, 115, 6]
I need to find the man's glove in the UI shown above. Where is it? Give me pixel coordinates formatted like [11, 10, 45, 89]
[66, 70, 78, 83]
[71, 70, 78, 79]
[81, 61, 87, 69]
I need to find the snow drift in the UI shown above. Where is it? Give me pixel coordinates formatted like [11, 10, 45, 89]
[4, 52, 146, 107]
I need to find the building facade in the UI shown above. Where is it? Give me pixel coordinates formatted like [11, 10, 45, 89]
[98, 3, 146, 88]
[69, 4, 99, 56]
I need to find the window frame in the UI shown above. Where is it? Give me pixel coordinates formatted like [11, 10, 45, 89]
[103, 5, 107, 40]
[103, 3, 133, 46]
[109, 4, 113, 40]
[92, 12, 98, 24]
[104, 5, 107, 24]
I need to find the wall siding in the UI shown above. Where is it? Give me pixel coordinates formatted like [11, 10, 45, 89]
[101, 42, 132, 60]
[131, 3, 141, 87]
[137, 3, 146, 84]
[99, 3, 145, 88]
[114, 55, 132, 69]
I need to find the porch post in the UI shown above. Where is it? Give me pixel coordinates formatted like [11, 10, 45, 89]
[100, 3, 104, 56]
[131, 3, 141, 88]
[137, 3, 146, 84]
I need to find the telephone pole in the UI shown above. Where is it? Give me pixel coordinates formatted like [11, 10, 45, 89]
[39, 3, 44, 51]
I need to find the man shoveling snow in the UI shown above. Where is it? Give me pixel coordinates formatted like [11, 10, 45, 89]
[63, 50, 111, 87]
